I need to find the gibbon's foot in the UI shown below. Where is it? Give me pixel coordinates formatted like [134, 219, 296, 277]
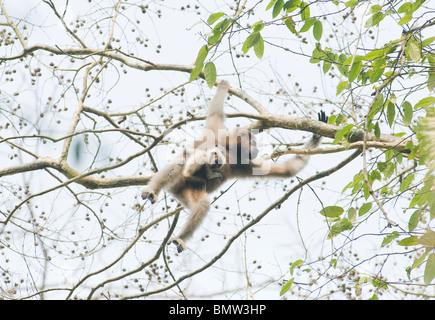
[168, 237, 186, 253]
[141, 189, 158, 204]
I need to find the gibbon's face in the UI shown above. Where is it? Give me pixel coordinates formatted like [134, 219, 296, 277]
[206, 144, 226, 169]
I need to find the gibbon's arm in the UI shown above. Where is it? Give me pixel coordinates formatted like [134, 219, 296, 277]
[141, 157, 185, 203]
[249, 111, 328, 177]
[204, 80, 229, 135]
[250, 135, 322, 177]
[183, 148, 207, 177]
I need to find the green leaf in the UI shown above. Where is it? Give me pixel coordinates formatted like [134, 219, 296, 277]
[358, 202, 372, 217]
[284, 17, 297, 34]
[195, 45, 209, 66]
[381, 231, 399, 247]
[369, 58, 386, 83]
[422, 37, 435, 47]
[320, 205, 344, 218]
[333, 123, 354, 144]
[189, 63, 204, 82]
[363, 182, 370, 200]
[402, 101, 413, 125]
[336, 81, 349, 95]
[213, 18, 231, 33]
[410, 0, 424, 13]
[370, 4, 382, 13]
[365, 12, 385, 28]
[310, 45, 325, 64]
[323, 61, 332, 74]
[300, 18, 316, 33]
[408, 210, 420, 232]
[203, 62, 217, 88]
[370, 278, 388, 289]
[343, 173, 363, 193]
[371, 169, 381, 181]
[415, 96, 435, 109]
[406, 39, 421, 62]
[251, 21, 265, 32]
[424, 253, 435, 284]
[242, 32, 261, 54]
[207, 33, 221, 45]
[272, 0, 284, 18]
[284, 0, 301, 12]
[398, 236, 419, 246]
[400, 173, 415, 193]
[327, 218, 353, 239]
[208, 18, 229, 45]
[369, 68, 385, 84]
[343, 55, 365, 65]
[374, 121, 381, 139]
[253, 34, 264, 59]
[364, 48, 385, 61]
[348, 61, 362, 82]
[411, 249, 428, 269]
[207, 12, 225, 25]
[370, 93, 384, 116]
[300, 2, 310, 20]
[386, 102, 395, 128]
[280, 278, 294, 295]
[409, 180, 432, 208]
[427, 73, 435, 92]
[398, 2, 412, 13]
[399, 13, 413, 25]
[290, 259, 303, 275]
[418, 229, 435, 248]
[348, 207, 356, 222]
[345, 0, 358, 7]
[266, 0, 278, 11]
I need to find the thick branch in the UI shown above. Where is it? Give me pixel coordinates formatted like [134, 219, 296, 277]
[247, 114, 412, 152]
[0, 156, 152, 189]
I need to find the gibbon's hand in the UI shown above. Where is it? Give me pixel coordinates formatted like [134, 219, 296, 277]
[318, 110, 328, 124]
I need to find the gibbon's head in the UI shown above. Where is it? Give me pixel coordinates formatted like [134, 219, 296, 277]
[207, 144, 226, 169]
[226, 129, 259, 165]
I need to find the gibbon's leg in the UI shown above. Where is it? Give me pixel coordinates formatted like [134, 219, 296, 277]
[195, 81, 229, 151]
[169, 189, 210, 253]
[204, 80, 228, 134]
[141, 157, 185, 204]
[282, 110, 328, 174]
[251, 111, 328, 177]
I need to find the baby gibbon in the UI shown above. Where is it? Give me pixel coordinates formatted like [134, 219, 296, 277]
[142, 81, 328, 252]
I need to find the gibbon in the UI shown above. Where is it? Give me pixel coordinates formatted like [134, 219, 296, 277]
[183, 145, 226, 185]
[142, 80, 328, 252]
